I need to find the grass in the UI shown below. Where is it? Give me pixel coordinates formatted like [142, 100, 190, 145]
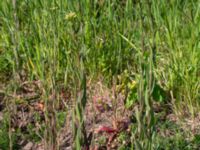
[155, 120, 200, 150]
[0, 0, 200, 149]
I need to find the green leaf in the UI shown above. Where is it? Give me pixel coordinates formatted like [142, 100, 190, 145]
[152, 83, 166, 102]
[125, 88, 138, 108]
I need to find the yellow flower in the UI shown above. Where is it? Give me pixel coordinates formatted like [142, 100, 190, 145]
[65, 12, 77, 20]
[128, 80, 137, 89]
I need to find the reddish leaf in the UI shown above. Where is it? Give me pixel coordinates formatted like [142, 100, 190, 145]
[95, 126, 116, 134]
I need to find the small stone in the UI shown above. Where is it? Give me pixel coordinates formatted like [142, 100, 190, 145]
[22, 142, 33, 150]
[123, 140, 126, 145]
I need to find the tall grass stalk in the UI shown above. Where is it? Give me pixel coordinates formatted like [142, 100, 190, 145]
[121, 1, 156, 149]
[72, 55, 87, 149]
